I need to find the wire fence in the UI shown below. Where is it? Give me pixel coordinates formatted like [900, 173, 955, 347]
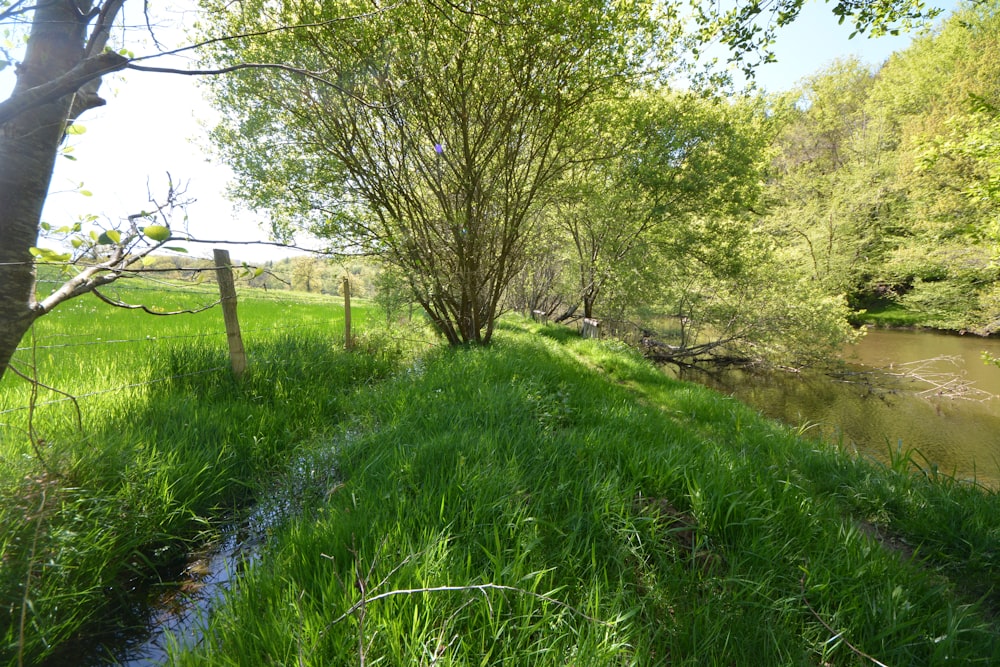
[13, 322, 334, 353]
[2, 261, 433, 421]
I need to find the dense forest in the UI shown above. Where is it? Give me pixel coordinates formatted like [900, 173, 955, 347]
[765, 1, 1000, 334]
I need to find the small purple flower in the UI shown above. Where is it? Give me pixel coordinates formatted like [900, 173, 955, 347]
[434, 143, 444, 154]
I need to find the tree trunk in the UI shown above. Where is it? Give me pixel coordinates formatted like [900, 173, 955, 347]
[0, 1, 124, 382]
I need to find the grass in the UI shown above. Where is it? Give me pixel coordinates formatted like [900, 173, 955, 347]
[0, 282, 422, 666]
[2, 285, 998, 665]
[851, 302, 926, 328]
[164, 319, 999, 666]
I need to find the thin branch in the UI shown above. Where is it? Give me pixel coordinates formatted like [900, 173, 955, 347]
[0, 0, 36, 23]
[125, 61, 387, 110]
[126, 3, 403, 65]
[800, 574, 890, 667]
[7, 361, 83, 434]
[323, 583, 613, 630]
[91, 288, 221, 316]
[0, 50, 128, 126]
[174, 236, 334, 255]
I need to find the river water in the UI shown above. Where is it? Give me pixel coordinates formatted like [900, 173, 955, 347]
[674, 328, 1000, 488]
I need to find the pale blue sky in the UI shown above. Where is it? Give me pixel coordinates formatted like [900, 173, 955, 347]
[749, 0, 958, 93]
[4, 0, 960, 262]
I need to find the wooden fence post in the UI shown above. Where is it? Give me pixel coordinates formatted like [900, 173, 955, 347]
[343, 275, 353, 351]
[214, 249, 247, 378]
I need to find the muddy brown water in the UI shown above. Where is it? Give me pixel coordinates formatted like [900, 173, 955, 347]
[674, 328, 1000, 488]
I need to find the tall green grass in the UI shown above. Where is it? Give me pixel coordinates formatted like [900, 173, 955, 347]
[0, 284, 421, 666]
[169, 319, 999, 666]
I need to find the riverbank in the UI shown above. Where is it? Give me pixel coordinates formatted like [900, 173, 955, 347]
[3, 308, 998, 664]
[852, 301, 999, 337]
[167, 319, 998, 665]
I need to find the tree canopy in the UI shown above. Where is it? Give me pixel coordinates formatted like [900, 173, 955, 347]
[200, 0, 669, 344]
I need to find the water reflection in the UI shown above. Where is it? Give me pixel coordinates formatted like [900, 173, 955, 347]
[672, 329, 1000, 488]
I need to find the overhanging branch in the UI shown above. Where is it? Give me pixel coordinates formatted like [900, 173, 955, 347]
[0, 50, 128, 126]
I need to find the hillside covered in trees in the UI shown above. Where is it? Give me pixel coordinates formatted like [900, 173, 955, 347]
[764, 1, 1000, 334]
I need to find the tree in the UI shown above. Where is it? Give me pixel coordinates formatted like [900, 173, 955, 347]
[765, 58, 901, 297]
[553, 91, 774, 320]
[0, 0, 130, 381]
[199, 0, 940, 346]
[762, 2, 1000, 331]
[199, 0, 666, 345]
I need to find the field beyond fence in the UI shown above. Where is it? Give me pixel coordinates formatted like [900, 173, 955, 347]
[0, 271, 433, 666]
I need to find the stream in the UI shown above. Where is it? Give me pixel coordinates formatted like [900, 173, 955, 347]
[673, 328, 1000, 488]
[81, 447, 341, 666]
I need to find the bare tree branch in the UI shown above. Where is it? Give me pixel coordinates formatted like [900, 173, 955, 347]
[126, 60, 388, 110]
[91, 287, 222, 315]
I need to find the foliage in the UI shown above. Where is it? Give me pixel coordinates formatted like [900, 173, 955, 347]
[550, 90, 775, 319]
[764, 1, 1000, 333]
[199, 0, 668, 345]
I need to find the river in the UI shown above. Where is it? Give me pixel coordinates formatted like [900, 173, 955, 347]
[673, 328, 1000, 489]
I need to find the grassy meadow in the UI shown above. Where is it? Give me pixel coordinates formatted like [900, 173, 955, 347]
[0, 279, 417, 665]
[2, 281, 999, 665]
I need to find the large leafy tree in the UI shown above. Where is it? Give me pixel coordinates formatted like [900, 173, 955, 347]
[553, 91, 773, 320]
[766, 58, 901, 296]
[199, 0, 666, 344]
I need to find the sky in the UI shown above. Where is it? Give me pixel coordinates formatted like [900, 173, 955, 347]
[2, 0, 960, 264]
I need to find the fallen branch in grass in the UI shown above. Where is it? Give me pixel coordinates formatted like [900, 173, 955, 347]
[322, 581, 614, 629]
[800, 573, 889, 667]
[312, 542, 616, 665]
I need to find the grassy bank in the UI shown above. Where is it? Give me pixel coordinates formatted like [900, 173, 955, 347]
[167, 320, 999, 666]
[851, 302, 927, 328]
[0, 285, 419, 665]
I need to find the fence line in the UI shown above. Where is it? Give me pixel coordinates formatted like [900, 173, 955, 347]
[3, 257, 429, 419]
[14, 322, 337, 352]
[1, 328, 437, 418]
[0, 366, 231, 416]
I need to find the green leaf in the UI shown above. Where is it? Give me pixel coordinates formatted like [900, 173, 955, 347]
[29, 247, 72, 262]
[165, 246, 189, 253]
[96, 230, 121, 245]
[71, 238, 83, 249]
[79, 189, 93, 197]
[65, 124, 86, 135]
[143, 225, 171, 242]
